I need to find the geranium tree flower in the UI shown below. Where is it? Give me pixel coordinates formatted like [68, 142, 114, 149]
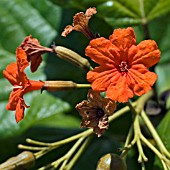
[76, 90, 116, 137]
[86, 27, 161, 102]
[3, 47, 44, 123]
[20, 35, 53, 72]
[62, 7, 97, 39]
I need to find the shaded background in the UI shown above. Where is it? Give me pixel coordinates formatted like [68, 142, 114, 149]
[0, 0, 170, 169]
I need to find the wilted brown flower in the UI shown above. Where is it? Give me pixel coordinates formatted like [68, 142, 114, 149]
[76, 90, 116, 137]
[62, 7, 97, 39]
[20, 35, 53, 72]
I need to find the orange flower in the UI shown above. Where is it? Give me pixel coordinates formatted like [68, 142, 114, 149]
[86, 27, 161, 102]
[3, 47, 44, 123]
[20, 35, 53, 72]
[76, 90, 116, 137]
[62, 7, 97, 39]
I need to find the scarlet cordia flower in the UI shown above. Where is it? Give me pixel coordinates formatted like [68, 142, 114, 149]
[62, 7, 97, 39]
[76, 90, 116, 137]
[3, 47, 44, 123]
[86, 27, 161, 103]
[20, 35, 53, 72]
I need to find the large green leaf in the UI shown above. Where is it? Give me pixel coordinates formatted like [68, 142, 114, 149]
[0, 91, 71, 139]
[154, 110, 170, 169]
[147, 0, 170, 21]
[51, 0, 170, 26]
[148, 12, 170, 65]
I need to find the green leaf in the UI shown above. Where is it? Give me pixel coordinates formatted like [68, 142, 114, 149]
[151, 15, 170, 65]
[154, 110, 170, 169]
[0, 0, 61, 53]
[147, 0, 170, 21]
[51, 0, 170, 27]
[0, 91, 73, 140]
[156, 63, 170, 96]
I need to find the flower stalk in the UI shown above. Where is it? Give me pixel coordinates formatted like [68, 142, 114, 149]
[43, 81, 91, 92]
[17, 102, 134, 169]
[126, 100, 170, 169]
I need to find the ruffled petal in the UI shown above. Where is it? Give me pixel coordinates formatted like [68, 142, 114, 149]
[15, 98, 25, 123]
[129, 64, 157, 96]
[86, 37, 119, 66]
[3, 63, 18, 85]
[106, 75, 134, 102]
[129, 40, 160, 68]
[29, 55, 43, 72]
[109, 27, 136, 61]
[16, 47, 29, 72]
[6, 89, 23, 110]
[87, 66, 118, 91]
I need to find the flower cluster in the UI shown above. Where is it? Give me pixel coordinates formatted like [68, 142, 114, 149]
[3, 36, 52, 122]
[3, 7, 161, 137]
[61, 7, 161, 136]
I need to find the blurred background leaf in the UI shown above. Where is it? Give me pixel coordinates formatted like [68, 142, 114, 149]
[0, 0, 170, 169]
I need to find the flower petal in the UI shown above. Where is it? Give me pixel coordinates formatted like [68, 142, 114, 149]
[86, 37, 119, 66]
[15, 98, 25, 123]
[106, 75, 134, 102]
[6, 89, 23, 110]
[3, 63, 18, 85]
[16, 47, 29, 72]
[20, 35, 52, 72]
[94, 114, 109, 137]
[87, 66, 118, 91]
[62, 7, 96, 38]
[109, 27, 136, 60]
[29, 55, 43, 72]
[129, 64, 158, 96]
[129, 40, 160, 68]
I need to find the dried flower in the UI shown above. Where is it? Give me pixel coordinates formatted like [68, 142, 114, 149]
[3, 47, 44, 123]
[62, 7, 97, 39]
[86, 27, 161, 102]
[76, 90, 116, 137]
[20, 35, 53, 72]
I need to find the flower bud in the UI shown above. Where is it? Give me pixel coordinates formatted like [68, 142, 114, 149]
[96, 153, 126, 170]
[53, 46, 91, 70]
[43, 81, 77, 92]
[0, 151, 35, 170]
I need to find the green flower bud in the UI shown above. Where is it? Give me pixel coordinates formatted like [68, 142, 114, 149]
[96, 153, 127, 170]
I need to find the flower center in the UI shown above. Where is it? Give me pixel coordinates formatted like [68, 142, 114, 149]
[119, 61, 128, 72]
[96, 108, 104, 118]
[13, 82, 23, 90]
[13, 85, 22, 89]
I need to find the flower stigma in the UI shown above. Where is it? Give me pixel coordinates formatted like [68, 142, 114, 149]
[119, 61, 129, 73]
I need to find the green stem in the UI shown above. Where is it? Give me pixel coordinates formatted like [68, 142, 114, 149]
[25, 102, 136, 148]
[120, 126, 133, 159]
[127, 101, 148, 162]
[18, 144, 47, 151]
[76, 84, 91, 88]
[109, 101, 136, 122]
[134, 112, 148, 162]
[136, 90, 153, 113]
[53, 137, 85, 169]
[65, 136, 92, 170]
[140, 110, 170, 159]
[140, 134, 170, 169]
